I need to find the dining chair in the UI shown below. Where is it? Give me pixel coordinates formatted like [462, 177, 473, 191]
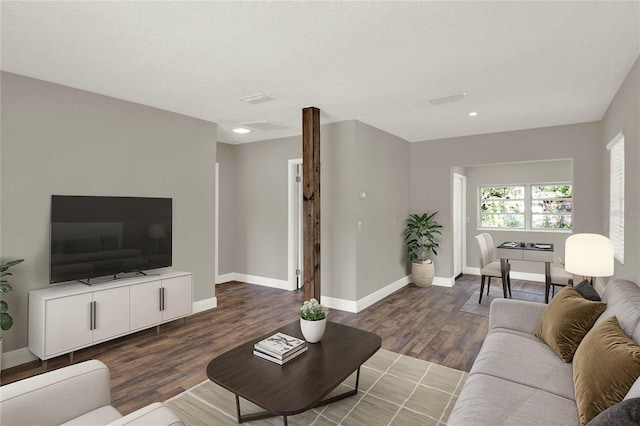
[549, 265, 574, 298]
[475, 234, 511, 303]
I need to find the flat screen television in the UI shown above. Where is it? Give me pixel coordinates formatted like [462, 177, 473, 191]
[50, 195, 172, 284]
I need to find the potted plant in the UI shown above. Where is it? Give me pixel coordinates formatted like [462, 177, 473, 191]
[299, 298, 328, 343]
[1, 259, 24, 370]
[403, 212, 442, 287]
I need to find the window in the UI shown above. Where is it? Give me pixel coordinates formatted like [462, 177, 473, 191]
[479, 184, 572, 230]
[531, 185, 573, 230]
[480, 186, 525, 228]
[608, 133, 624, 263]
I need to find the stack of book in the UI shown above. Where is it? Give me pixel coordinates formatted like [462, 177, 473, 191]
[253, 332, 308, 365]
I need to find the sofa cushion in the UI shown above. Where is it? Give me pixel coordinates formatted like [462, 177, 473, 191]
[534, 286, 606, 362]
[575, 280, 601, 301]
[587, 398, 640, 426]
[598, 279, 640, 343]
[573, 316, 640, 425]
[61, 406, 122, 425]
[447, 373, 579, 426]
[471, 330, 575, 400]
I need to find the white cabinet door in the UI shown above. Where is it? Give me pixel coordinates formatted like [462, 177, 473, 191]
[45, 293, 93, 357]
[162, 275, 192, 321]
[92, 286, 130, 342]
[129, 280, 162, 330]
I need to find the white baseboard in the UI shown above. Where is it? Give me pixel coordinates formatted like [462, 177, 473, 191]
[431, 276, 455, 287]
[216, 272, 236, 284]
[1, 347, 38, 371]
[217, 272, 290, 291]
[464, 267, 545, 283]
[193, 296, 217, 313]
[322, 275, 412, 314]
[321, 296, 358, 313]
[357, 275, 411, 311]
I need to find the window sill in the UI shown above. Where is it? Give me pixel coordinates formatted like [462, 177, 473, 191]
[477, 228, 572, 234]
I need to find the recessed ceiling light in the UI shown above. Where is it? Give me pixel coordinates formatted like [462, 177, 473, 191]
[469, 112, 478, 117]
[232, 127, 251, 134]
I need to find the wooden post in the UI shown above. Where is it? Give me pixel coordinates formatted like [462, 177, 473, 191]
[302, 107, 321, 302]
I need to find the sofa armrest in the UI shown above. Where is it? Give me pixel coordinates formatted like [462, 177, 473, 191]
[0, 360, 112, 426]
[108, 402, 184, 426]
[489, 299, 547, 335]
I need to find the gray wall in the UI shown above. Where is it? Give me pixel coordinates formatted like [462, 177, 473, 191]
[465, 159, 573, 273]
[216, 142, 238, 276]
[216, 120, 411, 302]
[354, 121, 410, 299]
[233, 136, 300, 280]
[602, 55, 640, 283]
[0, 72, 217, 352]
[411, 122, 603, 280]
[215, 121, 360, 301]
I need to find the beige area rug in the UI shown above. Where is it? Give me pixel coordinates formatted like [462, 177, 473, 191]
[165, 349, 468, 426]
[460, 289, 545, 317]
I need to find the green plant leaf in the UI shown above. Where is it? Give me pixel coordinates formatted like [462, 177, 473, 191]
[0, 300, 8, 313]
[403, 211, 442, 261]
[0, 312, 13, 331]
[0, 283, 13, 293]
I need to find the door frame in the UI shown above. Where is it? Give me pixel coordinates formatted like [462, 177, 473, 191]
[287, 158, 303, 291]
[453, 172, 466, 278]
[215, 162, 220, 284]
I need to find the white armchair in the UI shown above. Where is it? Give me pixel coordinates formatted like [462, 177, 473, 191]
[0, 360, 183, 426]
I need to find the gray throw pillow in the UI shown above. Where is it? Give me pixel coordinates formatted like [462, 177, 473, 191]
[587, 397, 640, 425]
[576, 280, 601, 301]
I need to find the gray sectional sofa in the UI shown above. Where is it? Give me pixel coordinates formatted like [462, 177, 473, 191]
[448, 278, 640, 425]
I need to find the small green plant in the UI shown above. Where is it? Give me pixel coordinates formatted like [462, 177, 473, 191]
[300, 298, 328, 321]
[403, 212, 442, 262]
[1, 259, 25, 331]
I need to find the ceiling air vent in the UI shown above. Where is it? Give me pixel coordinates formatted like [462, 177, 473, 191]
[429, 92, 468, 105]
[240, 94, 274, 105]
[240, 120, 291, 131]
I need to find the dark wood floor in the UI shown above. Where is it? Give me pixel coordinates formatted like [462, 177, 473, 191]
[1, 274, 545, 415]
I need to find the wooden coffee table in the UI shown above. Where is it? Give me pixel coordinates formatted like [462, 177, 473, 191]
[206, 321, 381, 425]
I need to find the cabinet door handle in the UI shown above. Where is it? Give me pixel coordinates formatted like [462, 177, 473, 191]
[159, 288, 163, 311]
[89, 302, 94, 330]
[93, 301, 97, 330]
[161, 287, 166, 311]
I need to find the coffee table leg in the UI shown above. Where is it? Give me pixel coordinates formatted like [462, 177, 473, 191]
[233, 368, 362, 424]
[235, 394, 242, 423]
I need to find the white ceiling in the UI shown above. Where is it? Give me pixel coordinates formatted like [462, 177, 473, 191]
[1, 1, 639, 144]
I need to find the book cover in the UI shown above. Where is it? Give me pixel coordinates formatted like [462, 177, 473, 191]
[254, 332, 306, 358]
[253, 346, 308, 365]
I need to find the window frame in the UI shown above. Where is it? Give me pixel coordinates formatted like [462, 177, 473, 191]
[478, 182, 573, 232]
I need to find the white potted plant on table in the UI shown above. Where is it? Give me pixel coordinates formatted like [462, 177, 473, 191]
[299, 298, 328, 343]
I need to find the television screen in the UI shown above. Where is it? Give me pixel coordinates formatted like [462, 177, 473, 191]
[50, 195, 172, 284]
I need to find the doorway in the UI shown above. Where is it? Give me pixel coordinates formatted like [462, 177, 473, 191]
[288, 159, 303, 291]
[453, 173, 466, 279]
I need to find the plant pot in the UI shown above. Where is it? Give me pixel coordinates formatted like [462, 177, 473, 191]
[300, 317, 327, 343]
[412, 260, 434, 287]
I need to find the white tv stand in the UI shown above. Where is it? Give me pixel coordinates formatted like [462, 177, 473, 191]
[28, 270, 192, 366]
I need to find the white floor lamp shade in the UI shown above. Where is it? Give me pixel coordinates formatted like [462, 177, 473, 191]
[564, 233, 614, 278]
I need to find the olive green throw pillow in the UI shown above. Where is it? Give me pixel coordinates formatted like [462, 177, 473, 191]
[573, 317, 640, 425]
[534, 286, 606, 362]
